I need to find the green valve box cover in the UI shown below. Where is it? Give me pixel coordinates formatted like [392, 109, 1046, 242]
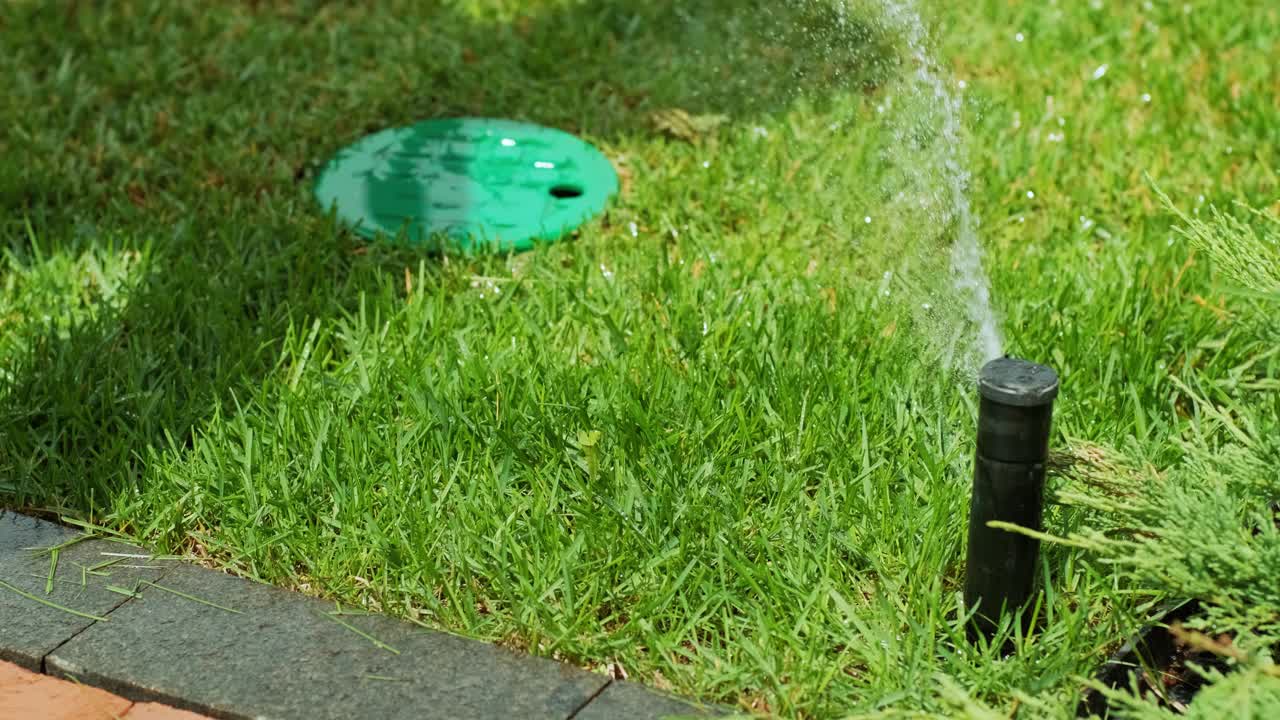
[314, 118, 618, 253]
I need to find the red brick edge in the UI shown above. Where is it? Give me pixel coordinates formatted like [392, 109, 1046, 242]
[0, 660, 211, 720]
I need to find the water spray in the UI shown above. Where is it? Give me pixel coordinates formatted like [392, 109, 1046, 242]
[964, 357, 1059, 638]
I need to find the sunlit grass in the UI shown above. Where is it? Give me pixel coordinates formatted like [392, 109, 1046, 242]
[1, 1, 1276, 716]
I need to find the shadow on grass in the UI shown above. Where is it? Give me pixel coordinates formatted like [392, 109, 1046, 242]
[0, 0, 894, 513]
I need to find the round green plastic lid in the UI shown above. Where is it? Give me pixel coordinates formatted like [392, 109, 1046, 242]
[314, 118, 618, 253]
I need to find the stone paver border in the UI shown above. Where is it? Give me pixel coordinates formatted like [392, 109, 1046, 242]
[0, 511, 726, 720]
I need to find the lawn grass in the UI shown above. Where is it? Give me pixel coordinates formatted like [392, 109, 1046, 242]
[2, 0, 1277, 716]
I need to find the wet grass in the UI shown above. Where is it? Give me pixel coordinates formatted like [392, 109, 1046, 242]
[1, 1, 1277, 717]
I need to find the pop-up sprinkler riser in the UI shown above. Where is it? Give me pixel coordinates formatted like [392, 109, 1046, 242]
[964, 357, 1060, 638]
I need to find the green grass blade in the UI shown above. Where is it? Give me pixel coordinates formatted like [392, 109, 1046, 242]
[317, 611, 401, 655]
[105, 585, 144, 599]
[0, 580, 109, 622]
[84, 557, 126, 575]
[139, 581, 243, 614]
[22, 534, 93, 555]
[45, 548, 59, 595]
[58, 516, 130, 540]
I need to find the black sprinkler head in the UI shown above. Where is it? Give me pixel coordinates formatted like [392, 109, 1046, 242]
[964, 357, 1059, 639]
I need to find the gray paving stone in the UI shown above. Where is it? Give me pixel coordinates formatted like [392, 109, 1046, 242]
[0, 511, 167, 670]
[575, 680, 727, 720]
[48, 564, 608, 720]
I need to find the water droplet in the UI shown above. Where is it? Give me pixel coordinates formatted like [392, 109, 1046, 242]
[1048, 132, 1065, 143]
[500, 138, 517, 147]
[1092, 64, 1109, 80]
[702, 160, 711, 169]
[1015, 32, 1025, 43]
[599, 263, 614, 280]
[1141, 92, 1152, 103]
[957, 79, 967, 90]
[1026, 190, 1036, 199]
[534, 161, 555, 169]
[628, 222, 639, 238]
[702, 321, 709, 336]
[864, 216, 872, 224]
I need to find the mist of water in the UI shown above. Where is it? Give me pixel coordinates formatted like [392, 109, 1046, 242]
[874, 0, 1004, 373]
[765, 0, 1006, 374]
[679, 0, 1006, 374]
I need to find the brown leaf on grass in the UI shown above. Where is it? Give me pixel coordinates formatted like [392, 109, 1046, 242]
[1169, 622, 1246, 662]
[611, 155, 633, 196]
[744, 692, 773, 714]
[1167, 623, 1280, 678]
[784, 159, 803, 183]
[760, 45, 790, 62]
[821, 287, 837, 314]
[651, 108, 729, 143]
[125, 183, 148, 208]
[1192, 294, 1231, 321]
[651, 670, 673, 692]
